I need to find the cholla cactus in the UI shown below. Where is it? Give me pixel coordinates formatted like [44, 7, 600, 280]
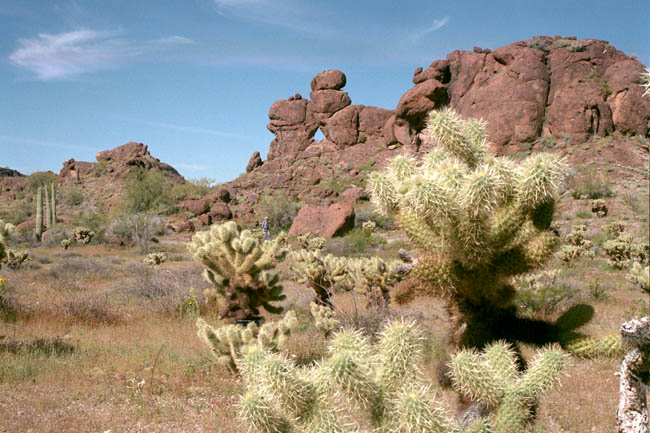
[556, 224, 594, 265]
[0, 240, 6, 270]
[290, 250, 347, 307]
[73, 227, 95, 244]
[144, 252, 167, 266]
[237, 320, 565, 433]
[603, 220, 626, 239]
[61, 239, 72, 250]
[188, 221, 289, 323]
[296, 233, 325, 251]
[559, 333, 623, 358]
[6, 250, 29, 270]
[627, 262, 649, 296]
[346, 256, 407, 308]
[368, 108, 566, 347]
[0, 219, 15, 244]
[604, 234, 633, 269]
[590, 199, 607, 217]
[310, 302, 340, 337]
[361, 220, 377, 233]
[512, 269, 560, 292]
[450, 341, 567, 433]
[196, 310, 297, 373]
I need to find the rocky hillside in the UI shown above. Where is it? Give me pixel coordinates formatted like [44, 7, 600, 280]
[1, 35, 648, 233]
[198, 36, 648, 226]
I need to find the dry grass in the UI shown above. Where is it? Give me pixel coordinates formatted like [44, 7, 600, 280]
[0, 163, 648, 432]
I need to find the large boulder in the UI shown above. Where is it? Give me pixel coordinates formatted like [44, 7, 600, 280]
[311, 69, 346, 91]
[267, 98, 319, 160]
[181, 197, 212, 216]
[324, 105, 361, 147]
[209, 202, 233, 221]
[288, 202, 355, 238]
[308, 90, 352, 115]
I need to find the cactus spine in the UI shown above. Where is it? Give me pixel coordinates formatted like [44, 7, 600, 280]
[367, 108, 566, 348]
[35, 186, 43, 241]
[188, 221, 289, 323]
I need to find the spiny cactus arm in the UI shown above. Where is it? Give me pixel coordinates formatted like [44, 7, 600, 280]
[559, 333, 622, 358]
[367, 171, 399, 216]
[627, 262, 650, 295]
[377, 321, 425, 394]
[481, 341, 519, 386]
[516, 153, 567, 212]
[425, 107, 486, 168]
[196, 318, 239, 372]
[239, 392, 295, 433]
[492, 390, 530, 433]
[388, 154, 417, 182]
[449, 349, 505, 407]
[35, 186, 43, 239]
[310, 302, 340, 336]
[391, 385, 456, 433]
[516, 345, 567, 400]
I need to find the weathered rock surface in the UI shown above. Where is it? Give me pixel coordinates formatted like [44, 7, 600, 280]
[311, 69, 347, 91]
[288, 202, 355, 238]
[266, 69, 394, 160]
[399, 36, 650, 150]
[246, 151, 263, 173]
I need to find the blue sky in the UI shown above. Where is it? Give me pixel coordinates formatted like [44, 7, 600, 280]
[1, 0, 648, 182]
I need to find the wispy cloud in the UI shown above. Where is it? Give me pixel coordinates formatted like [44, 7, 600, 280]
[176, 163, 209, 172]
[8, 29, 194, 80]
[411, 16, 450, 43]
[213, 0, 333, 35]
[124, 118, 251, 140]
[0, 134, 93, 151]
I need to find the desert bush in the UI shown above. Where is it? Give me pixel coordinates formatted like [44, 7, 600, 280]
[41, 226, 71, 247]
[0, 335, 75, 356]
[62, 294, 123, 325]
[187, 221, 289, 323]
[514, 270, 577, 315]
[368, 107, 566, 348]
[42, 256, 115, 290]
[171, 177, 217, 201]
[325, 228, 386, 257]
[255, 192, 301, 231]
[63, 187, 84, 207]
[587, 279, 613, 300]
[109, 213, 163, 253]
[295, 233, 325, 251]
[122, 167, 175, 214]
[26, 171, 58, 193]
[0, 277, 18, 322]
[354, 203, 395, 230]
[571, 170, 613, 199]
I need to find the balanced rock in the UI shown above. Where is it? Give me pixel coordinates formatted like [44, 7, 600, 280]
[311, 69, 347, 91]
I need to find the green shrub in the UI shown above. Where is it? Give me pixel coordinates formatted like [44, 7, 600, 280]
[256, 192, 301, 231]
[63, 187, 84, 207]
[26, 171, 58, 193]
[123, 168, 175, 214]
[171, 177, 217, 201]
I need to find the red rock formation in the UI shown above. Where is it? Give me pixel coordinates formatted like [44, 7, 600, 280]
[288, 202, 355, 238]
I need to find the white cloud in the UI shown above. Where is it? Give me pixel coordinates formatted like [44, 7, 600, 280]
[213, 0, 332, 35]
[411, 16, 450, 43]
[8, 29, 194, 80]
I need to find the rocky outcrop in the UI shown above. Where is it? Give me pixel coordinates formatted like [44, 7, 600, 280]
[288, 202, 355, 238]
[246, 151, 263, 173]
[0, 168, 24, 177]
[59, 159, 96, 181]
[397, 36, 650, 151]
[266, 70, 395, 160]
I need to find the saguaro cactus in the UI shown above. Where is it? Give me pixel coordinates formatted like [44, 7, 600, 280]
[35, 186, 43, 241]
[188, 221, 289, 323]
[50, 183, 57, 227]
[44, 185, 51, 229]
[367, 108, 566, 348]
